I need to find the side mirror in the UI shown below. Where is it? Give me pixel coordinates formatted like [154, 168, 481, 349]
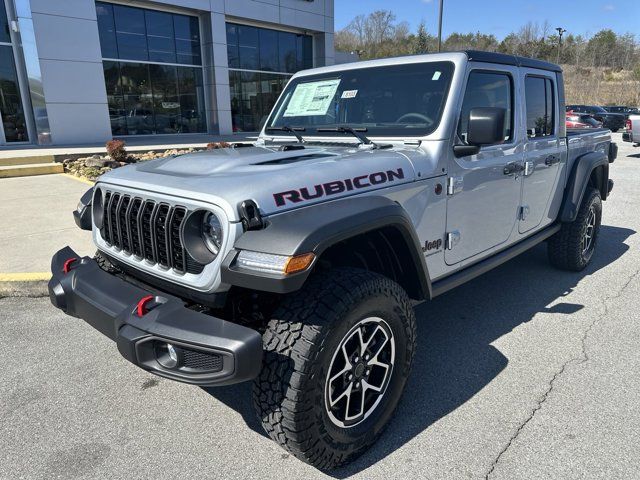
[454, 107, 506, 158]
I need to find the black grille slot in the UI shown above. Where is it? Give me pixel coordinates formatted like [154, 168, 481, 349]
[118, 195, 131, 252]
[154, 204, 171, 267]
[181, 349, 223, 372]
[141, 201, 156, 262]
[129, 198, 143, 257]
[186, 255, 205, 275]
[169, 207, 187, 272]
[99, 190, 205, 275]
[102, 191, 112, 244]
[109, 193, 121, 249]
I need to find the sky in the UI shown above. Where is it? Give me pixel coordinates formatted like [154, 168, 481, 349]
[335, 0, 640, 40]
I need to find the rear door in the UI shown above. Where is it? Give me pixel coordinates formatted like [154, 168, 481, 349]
[519, 72, 565, 234]
[445, 66, 523, 265]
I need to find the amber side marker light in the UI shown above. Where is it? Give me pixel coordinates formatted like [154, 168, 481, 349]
[284, 253, 316, 275]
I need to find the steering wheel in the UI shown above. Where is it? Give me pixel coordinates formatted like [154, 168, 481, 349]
[395, 112, 433, 124]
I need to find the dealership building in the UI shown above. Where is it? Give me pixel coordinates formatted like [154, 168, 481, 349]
[0, 0, 334, 146]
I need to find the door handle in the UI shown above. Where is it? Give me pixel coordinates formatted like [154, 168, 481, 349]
[503, 162, 524, 175]
[545, 155, 560, 166]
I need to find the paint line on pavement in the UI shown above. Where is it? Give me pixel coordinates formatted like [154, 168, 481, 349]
[0, 272, 51, 282]
[61, 173, 95, 186]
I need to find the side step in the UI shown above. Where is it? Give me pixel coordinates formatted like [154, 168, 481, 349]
[0, 162, 64, 178]
[431, 224, 561, 298]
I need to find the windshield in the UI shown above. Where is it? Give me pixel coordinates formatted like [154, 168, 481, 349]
[265, 61, 454, 138]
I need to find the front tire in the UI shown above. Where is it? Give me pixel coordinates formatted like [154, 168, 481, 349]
[548, 187, 602, 271]
[252, 268, 416, 470]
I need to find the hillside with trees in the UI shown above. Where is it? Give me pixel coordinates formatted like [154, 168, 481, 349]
[335, 11, 640, 106]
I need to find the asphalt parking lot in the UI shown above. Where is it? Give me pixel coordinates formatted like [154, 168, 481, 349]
[1, 133, 639, 480]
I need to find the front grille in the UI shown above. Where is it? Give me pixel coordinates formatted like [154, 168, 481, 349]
[181, 348, 223, 372]
[100, 190, 204, 274]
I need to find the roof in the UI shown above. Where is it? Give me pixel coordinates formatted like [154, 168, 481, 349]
[463, 50, 563, 72]
[293, 50, 562, 79]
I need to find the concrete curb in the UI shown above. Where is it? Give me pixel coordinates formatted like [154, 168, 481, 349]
[0, 274, 51, 298]
[0, 281, 49, 298]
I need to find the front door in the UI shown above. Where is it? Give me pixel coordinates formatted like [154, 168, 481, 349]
[445, 67, 523, 265]
[519, 73, 564, 233]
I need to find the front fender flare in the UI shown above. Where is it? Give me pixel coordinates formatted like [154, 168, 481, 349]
[221, 196, 431, 298]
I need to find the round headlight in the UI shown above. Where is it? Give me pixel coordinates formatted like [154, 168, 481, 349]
[202, 212, 223, 255]
[182, 210, 225, 265]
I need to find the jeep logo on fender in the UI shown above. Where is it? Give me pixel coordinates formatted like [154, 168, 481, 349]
[422, 238, 443, 253]
[273, 168, 405, 207]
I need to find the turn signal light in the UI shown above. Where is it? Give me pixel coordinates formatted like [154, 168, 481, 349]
[284, 253, 316, 274]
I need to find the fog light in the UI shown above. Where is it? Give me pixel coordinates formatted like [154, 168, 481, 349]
[156, 342, 180, 369]
[167, 344, 178, 363]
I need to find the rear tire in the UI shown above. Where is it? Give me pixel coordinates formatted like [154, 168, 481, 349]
[548, 187, 602, 271]
[252, 268, 416, 470]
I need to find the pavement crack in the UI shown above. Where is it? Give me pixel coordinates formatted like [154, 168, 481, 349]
[485, 266, 640, 479]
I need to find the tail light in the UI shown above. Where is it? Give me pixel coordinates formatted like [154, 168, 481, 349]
[626, 119, 632, 131]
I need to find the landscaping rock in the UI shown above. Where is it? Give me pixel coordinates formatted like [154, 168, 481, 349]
[84, 157, 120, 168]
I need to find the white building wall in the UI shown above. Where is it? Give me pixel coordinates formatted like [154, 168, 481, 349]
[29, 0, 112, 145]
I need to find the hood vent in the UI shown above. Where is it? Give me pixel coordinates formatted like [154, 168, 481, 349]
[255, 153, 334, 166]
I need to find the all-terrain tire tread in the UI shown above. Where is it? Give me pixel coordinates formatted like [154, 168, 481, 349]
[252, 268, 416, 470]
[548, 187, 602, 271]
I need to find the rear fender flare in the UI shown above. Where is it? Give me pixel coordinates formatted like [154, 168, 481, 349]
[560, 151, 609, 222]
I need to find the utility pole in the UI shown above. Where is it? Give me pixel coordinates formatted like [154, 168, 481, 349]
[555, 27, 566, 64]
[437, 0, 444, 52]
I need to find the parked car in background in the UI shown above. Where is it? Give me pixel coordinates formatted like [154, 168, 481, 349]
[604, 106, 640, 120]
[566, 105, 626, 132]
[566, 112, 603, 129]
[623, 115, 640, 146]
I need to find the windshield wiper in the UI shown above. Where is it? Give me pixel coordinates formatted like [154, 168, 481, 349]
[265, 125, 306, 143]
[316, 126, 373, 145]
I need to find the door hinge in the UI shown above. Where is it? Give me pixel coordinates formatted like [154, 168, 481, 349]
[446, 176, 463, 196]
[446, 231, 461, 250]
[519, 205, 530, 221]
[524, 161, 535, 176]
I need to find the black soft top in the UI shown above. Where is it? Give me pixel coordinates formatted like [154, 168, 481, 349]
[464, 50, 562, 73]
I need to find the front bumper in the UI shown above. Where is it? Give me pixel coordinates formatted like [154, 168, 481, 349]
[48, 246, 263, 386]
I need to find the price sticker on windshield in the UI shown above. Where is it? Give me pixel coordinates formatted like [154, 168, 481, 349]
[341, 90, 358, 99]
[284, 79, 341, 117]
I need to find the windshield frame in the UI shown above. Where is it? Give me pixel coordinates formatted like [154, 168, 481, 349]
[262, 60, 456, 140]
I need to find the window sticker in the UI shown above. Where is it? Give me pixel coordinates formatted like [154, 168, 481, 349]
[432, 71, 442, 81]
[341, 89, 358, 99]
[284, 79, 341, 117]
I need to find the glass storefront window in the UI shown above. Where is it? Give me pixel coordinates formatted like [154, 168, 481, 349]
[0, 46, 29, 142]
[104, 61, 205, 135]
[226, 23, 312, 131]
[226, 23, 313, 74]
[146, 10, 176, 63]
[230, 71, 290, 132]
[97, 2, 206, 136]
[97, 2, 202, 66]
[1, 0, 11, 43]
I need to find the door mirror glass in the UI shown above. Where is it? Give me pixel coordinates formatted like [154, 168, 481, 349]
[467, 107, 506, 146]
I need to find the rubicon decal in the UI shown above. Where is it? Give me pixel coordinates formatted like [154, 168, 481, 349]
[273, 168, 405, 207]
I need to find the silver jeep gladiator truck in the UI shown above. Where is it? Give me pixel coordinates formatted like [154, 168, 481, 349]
[50, 50, 616, 470]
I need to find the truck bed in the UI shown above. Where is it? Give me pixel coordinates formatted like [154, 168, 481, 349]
[566, 128, 612, 175]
